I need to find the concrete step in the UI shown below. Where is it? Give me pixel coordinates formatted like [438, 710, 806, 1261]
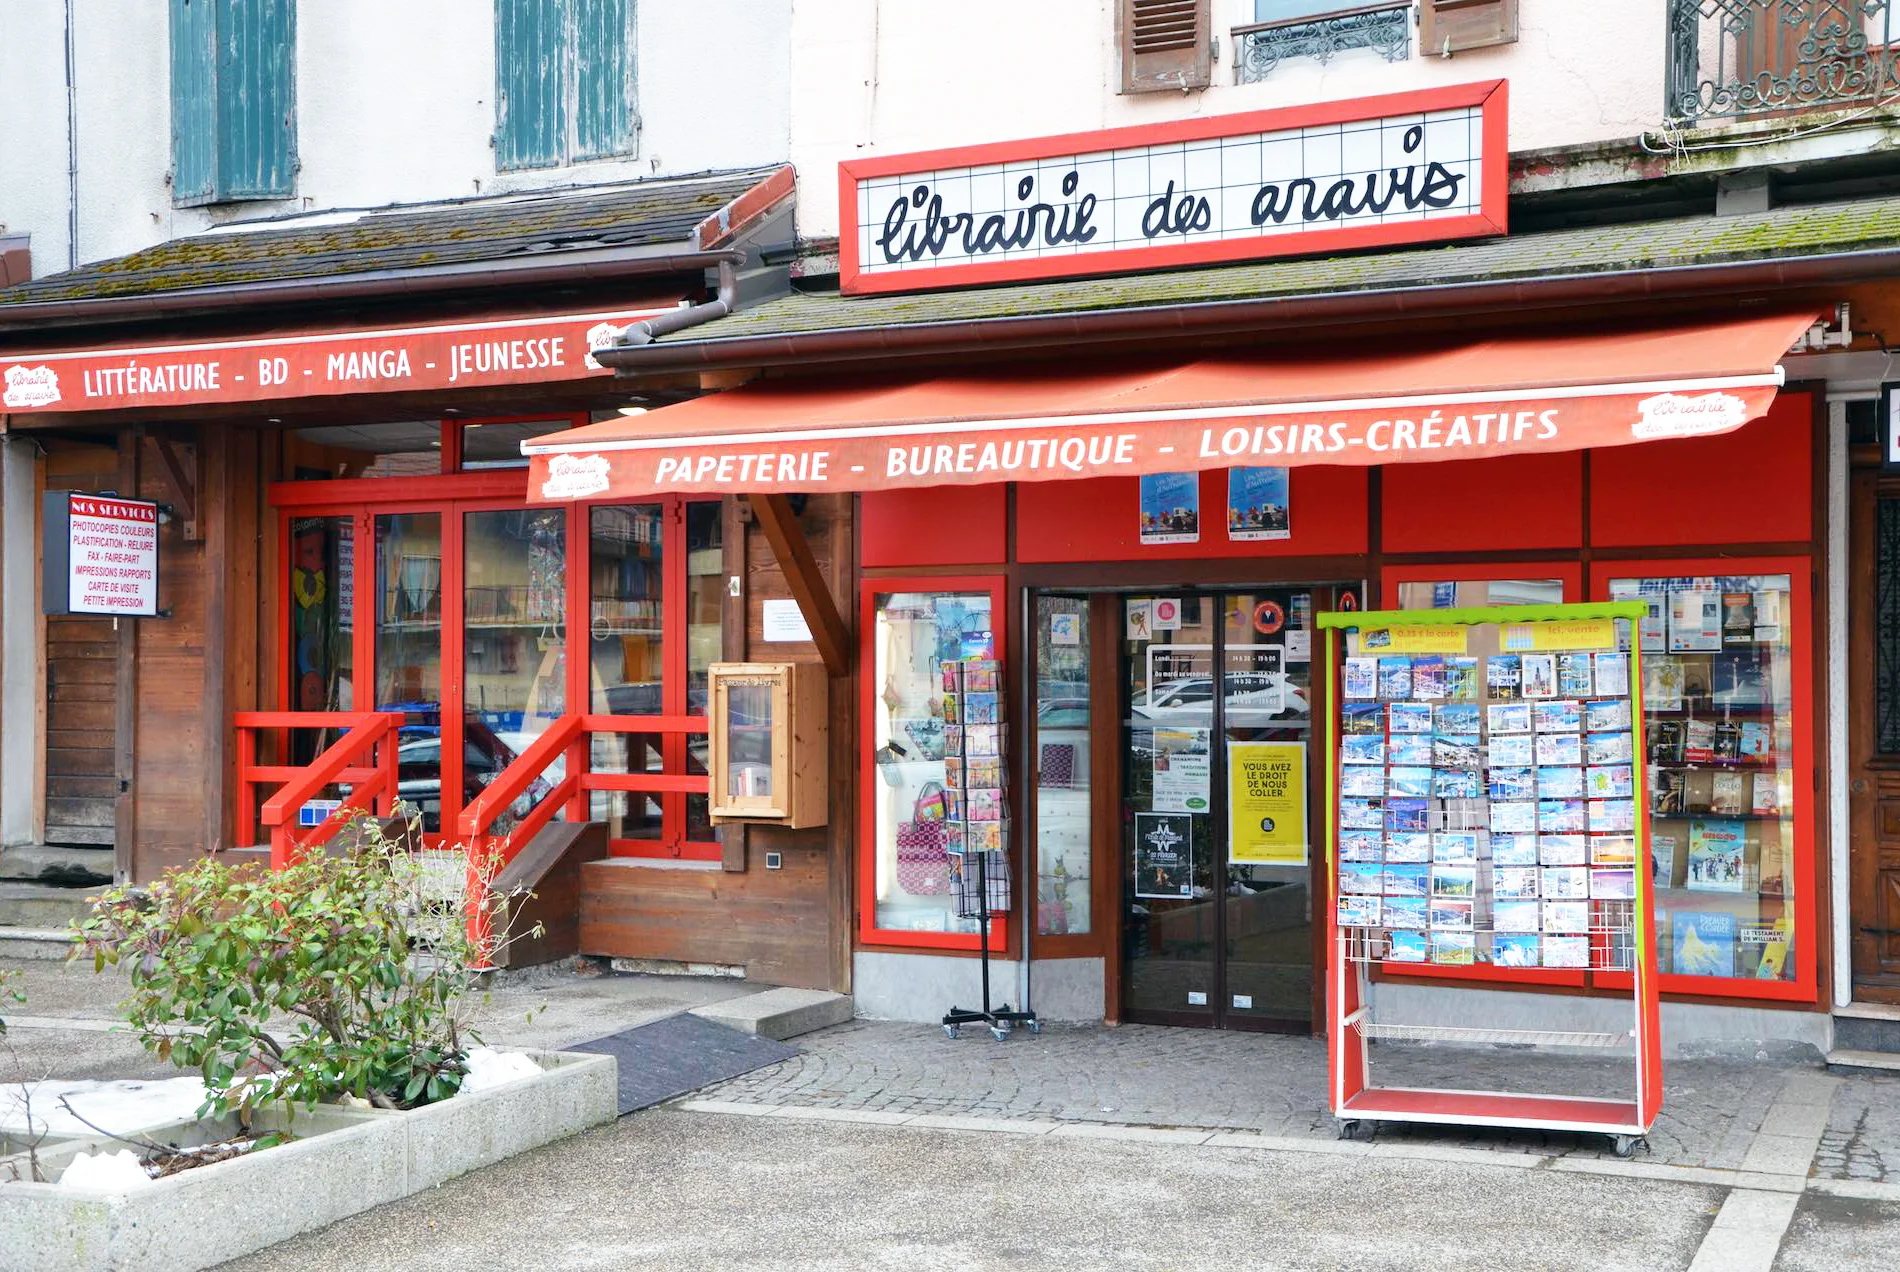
[0, 844, 112, 886]
[0, 882, 104, 931]
[0, 926, 79, 960]
[689, 988, 853, 1041]
[1833, 1012, 1900, 1054]
[1826, 1048, 1900, 1073]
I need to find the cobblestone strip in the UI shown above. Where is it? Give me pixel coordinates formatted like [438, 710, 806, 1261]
[1684, 1190, 1801, 1272]
[1739, 1071, 1839, 1176]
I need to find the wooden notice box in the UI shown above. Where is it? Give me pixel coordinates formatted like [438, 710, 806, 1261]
[708, 661, 828, 827]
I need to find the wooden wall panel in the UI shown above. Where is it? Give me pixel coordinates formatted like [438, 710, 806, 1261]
[42, 442, 120, 846]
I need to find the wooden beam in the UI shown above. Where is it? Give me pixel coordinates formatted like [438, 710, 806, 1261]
[151, 434, 198, 539]
[749, 494, 850, 678]
[113, 428, 140, 884]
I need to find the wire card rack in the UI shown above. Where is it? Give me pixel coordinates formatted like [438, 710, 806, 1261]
[1316, 602, 1664, 1157]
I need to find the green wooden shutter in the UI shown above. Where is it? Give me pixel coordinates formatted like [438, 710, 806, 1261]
[496, 0, 569, 170]
[573, 0, 636, 161]
[169, 0, 296, 205]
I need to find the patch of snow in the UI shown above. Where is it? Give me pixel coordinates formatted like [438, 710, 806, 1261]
[59, 1149, 154, 1192]
[455, 1047, 541, 1095]
[0, 1077, 207, 1139]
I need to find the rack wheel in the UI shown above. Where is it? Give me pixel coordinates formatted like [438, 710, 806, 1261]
[943, 1025, 959, 1039]
[1336, 1120, 1361, 1141]
[1612, 1135, 1640, 1159]
[990, 1026, 1009, 1041]
[1027, 1020, 1042, 1035]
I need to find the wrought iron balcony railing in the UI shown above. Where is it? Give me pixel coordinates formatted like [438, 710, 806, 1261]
[1666, 0, 1900, 123]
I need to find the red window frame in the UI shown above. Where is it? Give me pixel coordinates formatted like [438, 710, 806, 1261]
[858, 574, 1017, 955]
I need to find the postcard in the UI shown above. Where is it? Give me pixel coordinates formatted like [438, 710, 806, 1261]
[1487, 734, 1535, 767]
[1433, 735, 1484, 768]
[1541, 866, 1590, 900]
[1384, 832, 1433, 863]
[1491, 832, 1539, 865]
[1388, 702, 1434, 734]
[1590, 800, 1637, 832]
[968, 758, 1003, 788]
[1342, 701, 1385, 734]
[1489, 801, 1537, 833]
[1542, 901, 1591, 934]
[1487, 655, 1523, 701]
[1343, 658, 1378, 700]
[1494, 899, 1542, 933]
[1431, 932, 1477, 965]
[1532, 699, 1583, 733]
[1521, 653, 1558, 699]
[1443, 657, 1482, 702]
[1436, 703, 1482, 735]
[963, 692, 1001, 725]
[1590, 834, 1638, 866]
[968, 788, 1005, 822]
[1584, 699, 1632, 734]
[965, 724, 1003, 757]
[1538, 833, 1588, 866]
[1538, 766, 1585, 799]
[943, 725, 963, 758]
[1386, 798, 1431, 833]
[1339, 830, 1385, 862]
[1434, 769, 1483, 799]
[940, 660, 963, 692]
[1340, 767, 1386, 797]
[1388, 767, 1433, 798]
[1412, 656, 1447, 701]
[1493, 867, 1541, 899]
[944, 756, 964, 788]
[1587, 765, 1635, 799]
[968, 822, 1006, 852]
[1557, 652, 1595, 698]
[963, 663, 999, 694]
[1488, 767, 1536, 801]
[1339, 863, 1384, 895]
[1428, 899, 1475, 930]
[1382, 864, 1430, 897]
[1591, 868, 1636, 900]
[1386, 929, 1429, 961]
[1491, 933, 1541, 969]
[1388, 734, 1435, 766]
[1487, 703, 1533, 735]
[1538, 799, 1588, 833]
[1378, 657, 1414, 701]
[1340, 735, 1387, 766]
[1432, 866, 1478, 899]
[1337, 894, 1381, 927]
[1543, 935, 1591, 968]
[1340, 798, 1385, 830]
[1535, 733, 1585, 767]
[1433, 832, 1481, 864]
[1594, 651, 1631, 697]
[1384, 897, 1429, 931]
[1586, 731, 1635, 766]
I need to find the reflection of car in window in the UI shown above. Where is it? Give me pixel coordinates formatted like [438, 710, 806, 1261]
[1136, 675, 1307, 726]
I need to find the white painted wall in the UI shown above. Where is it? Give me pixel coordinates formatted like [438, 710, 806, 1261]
[788, 0, 1668, 240]
[0, 0, 793, 278]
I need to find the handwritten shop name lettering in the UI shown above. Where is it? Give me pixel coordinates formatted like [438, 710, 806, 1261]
[875, 125, 1463, 266]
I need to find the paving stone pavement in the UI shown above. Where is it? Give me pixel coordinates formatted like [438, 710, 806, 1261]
[702, 1019, 1881, 1174]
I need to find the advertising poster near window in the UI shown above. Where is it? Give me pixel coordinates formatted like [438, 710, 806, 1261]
[1134, 812, 1195, 898]
[1153, 727, 1212, 813]
[1228, 741, 1308, 866]
[1227, 467, 1290, 541]
[1139, 472, 1199, 544]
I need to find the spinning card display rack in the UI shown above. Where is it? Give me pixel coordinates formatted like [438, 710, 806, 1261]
[1315, 602, 1663, 1156]
[942, 848, 1040, 1041]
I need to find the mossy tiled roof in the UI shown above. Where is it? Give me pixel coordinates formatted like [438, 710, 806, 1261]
[0, 168, 780, 307]
[661, 194, 1900, 345]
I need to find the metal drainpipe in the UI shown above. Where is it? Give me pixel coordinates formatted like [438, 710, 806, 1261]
[64, 0, 79, 270]
[618, 255, 740, 346]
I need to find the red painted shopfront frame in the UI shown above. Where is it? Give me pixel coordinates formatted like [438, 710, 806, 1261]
[837, 80, 1509, 296]
[269, 430, 723, 861]
[857, 573, 1018, 956]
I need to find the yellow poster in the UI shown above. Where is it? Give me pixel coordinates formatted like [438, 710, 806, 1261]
[1360, 625, 1468, 654]
[1501, 619, 1616, 652]
[1228, 741, 1307, 866]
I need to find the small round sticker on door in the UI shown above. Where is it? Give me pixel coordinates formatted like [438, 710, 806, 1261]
[1252, 600, 1285, 636]
[1152, 597, 1182, 630]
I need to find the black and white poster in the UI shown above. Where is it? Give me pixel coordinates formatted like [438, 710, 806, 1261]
[1134, 812, 1195, 900]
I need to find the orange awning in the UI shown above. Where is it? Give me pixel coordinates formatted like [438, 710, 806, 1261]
[524, 311, 1818, 501]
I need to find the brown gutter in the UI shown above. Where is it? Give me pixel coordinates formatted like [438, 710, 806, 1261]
[593, 246, 1900, 374]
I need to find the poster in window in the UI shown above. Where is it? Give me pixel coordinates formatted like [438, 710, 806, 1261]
[1134, 812, 1195, 898]
[1228, 740, 1308, 865]
[1153, 727, 1212, 813]
[1139, 472, 1200, 545]
[1227, 467, 1290, 541]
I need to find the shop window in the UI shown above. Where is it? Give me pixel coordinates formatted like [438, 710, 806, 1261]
[495, 0, 640, 170]
[1394, 579, 1565, 610]
[286, 514, 357, 761]
[458, 419, 577, 471]
[290, 422, 446, 479]
[1235, 0, 1410, 84]
[1034, 596, 1092, 936]
[169, 0, 297, 205]
[1606, 570, 1806, 990]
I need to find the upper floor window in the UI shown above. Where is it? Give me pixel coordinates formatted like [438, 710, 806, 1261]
[169, 0, 298, 205]
[495, 0, 640, 171]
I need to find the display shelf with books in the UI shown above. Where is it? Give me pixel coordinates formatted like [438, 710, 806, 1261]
[1319, 601, 1662, 1153]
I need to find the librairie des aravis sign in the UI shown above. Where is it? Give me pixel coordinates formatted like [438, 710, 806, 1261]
[838, 81, 1507, 295]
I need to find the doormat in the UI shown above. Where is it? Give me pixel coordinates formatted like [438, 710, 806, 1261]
[569, 1013, 800, 1116]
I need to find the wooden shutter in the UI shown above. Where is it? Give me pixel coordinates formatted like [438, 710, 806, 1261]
[496, 0, 570, 171]
[1419, 0, 1519, 57]
[1118, 0, 1212, 94]
[573, 0, 638, 161]
[169, 0, 218, 203]
[168, 0, 295, 205]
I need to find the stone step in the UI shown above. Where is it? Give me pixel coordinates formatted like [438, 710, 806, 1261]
[0, 881, 103, 931]
[0, 843, 112, 886]
[689, 988, 853, 1041]
[0, 926, 78, 960]
[1826, 1048, 1900, 1073]
[1833, 1012, 1900, 1055]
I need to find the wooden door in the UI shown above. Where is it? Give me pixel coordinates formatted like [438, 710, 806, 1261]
[1849, 467, 1900, 1001]
[42, 442, 122, 846]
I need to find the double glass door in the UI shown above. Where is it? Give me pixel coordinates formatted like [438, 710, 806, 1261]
[1120, 588, 1331, 1029]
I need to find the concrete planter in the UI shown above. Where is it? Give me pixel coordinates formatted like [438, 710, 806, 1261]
[0, 1048, 616, 1272]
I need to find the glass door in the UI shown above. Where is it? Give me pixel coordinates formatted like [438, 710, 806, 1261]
[375, 512, 445, 832]
[1120, 588, 1321, 1029]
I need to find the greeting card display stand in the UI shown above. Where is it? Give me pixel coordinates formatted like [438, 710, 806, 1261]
[1315, 602, 1662, 1157]
[942, 849, 1039, 1041]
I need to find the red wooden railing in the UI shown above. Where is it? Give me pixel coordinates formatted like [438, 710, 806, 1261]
[234, 711, 400, 867]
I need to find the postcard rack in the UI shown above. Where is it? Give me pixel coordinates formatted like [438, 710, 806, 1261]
[1315, 602, 1663, 1156]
